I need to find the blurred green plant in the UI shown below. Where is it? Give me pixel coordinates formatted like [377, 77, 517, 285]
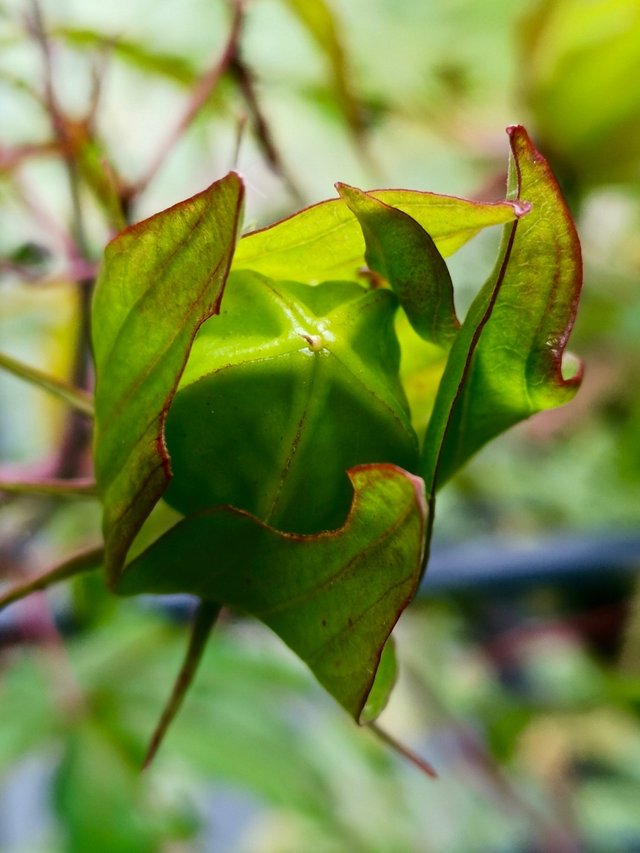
[521, 0, 640, 194]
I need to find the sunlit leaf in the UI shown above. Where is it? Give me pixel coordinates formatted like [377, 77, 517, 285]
[92, 173, 244, 586]
[421, 125, 582, 493]
[117, 464, 427, 722]
[233, 190, 522, 283]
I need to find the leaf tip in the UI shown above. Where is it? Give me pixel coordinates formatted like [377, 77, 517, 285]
[506, 124, 532, 147]
[335, 181, 362, 202]
[226, 170, 245, 192]
[506, 124, 547, 168]
[559, 350, 584, 394]
[512, 199, 532, 218]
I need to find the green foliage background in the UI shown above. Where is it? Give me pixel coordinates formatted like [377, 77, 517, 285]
[1, 0, 639, 850]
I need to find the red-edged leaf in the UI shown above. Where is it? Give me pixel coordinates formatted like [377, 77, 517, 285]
[92, 173, 244, 586]
[421, 125, 583, 494]
[117, 464, 427, 722]
[337, 183, 460, 347]
[233, 190, 523, 283]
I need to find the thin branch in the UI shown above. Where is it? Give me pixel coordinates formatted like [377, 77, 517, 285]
[29, 1, 97, 483]
[134, 0, 247, 195]
[228, 53, 304, 204]
[0, 478, 97, 499]
[26, 1, 58, 125]
[368, 722, 438, 779]
[143, 600, 221, 768]
[0, 351, 95, 416]
[0, 545, 104, 611]
[28, 0, 92, 262]
[230, 110, 248, 170]
[0, 141, 60, 171]
[0, 6, 100, 698]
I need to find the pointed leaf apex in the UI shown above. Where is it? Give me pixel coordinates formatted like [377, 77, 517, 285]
[512, 200, 532, 217]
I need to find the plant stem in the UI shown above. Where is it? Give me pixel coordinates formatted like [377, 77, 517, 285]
[134, 0, 247, 195]
[0, 545, 104, 611]
[368, 722, 438, 779]
[143, 600, 221, 768]
[0, 478, 97, 498]
[0, 351, 94, 417]
[0, 4, 101, 679]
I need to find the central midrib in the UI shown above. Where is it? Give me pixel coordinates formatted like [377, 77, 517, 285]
[260, 350, 326, 530]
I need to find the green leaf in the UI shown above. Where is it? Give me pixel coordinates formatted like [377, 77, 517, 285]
[162, 271, 418, 535]
[53, 722, 176, 853]
[233, 190, 523, 283]
[421, 125, 582, 493]
[92, 173, 244, 586]
[117, 464, 427, 723]
[337, 183, 459, 347]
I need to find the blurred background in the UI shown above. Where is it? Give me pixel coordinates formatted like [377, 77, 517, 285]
[1, 0, 639, 850]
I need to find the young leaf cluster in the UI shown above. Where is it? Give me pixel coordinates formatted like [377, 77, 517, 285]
[1, 126, 582, 765]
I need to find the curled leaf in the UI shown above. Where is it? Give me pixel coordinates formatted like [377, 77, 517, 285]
[234, 190, 523, 283]
[421, 125, 583, 493]
[337, 183, 459, 347]
[117, 464, 428, 722]
[92, 173, 244, 585]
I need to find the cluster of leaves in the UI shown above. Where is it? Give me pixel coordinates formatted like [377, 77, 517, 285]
[4, 0, 640, 848]
[1, 124, 583, 765]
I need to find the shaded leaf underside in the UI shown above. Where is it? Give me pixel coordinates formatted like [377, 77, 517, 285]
[118, 465, 428, 722]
